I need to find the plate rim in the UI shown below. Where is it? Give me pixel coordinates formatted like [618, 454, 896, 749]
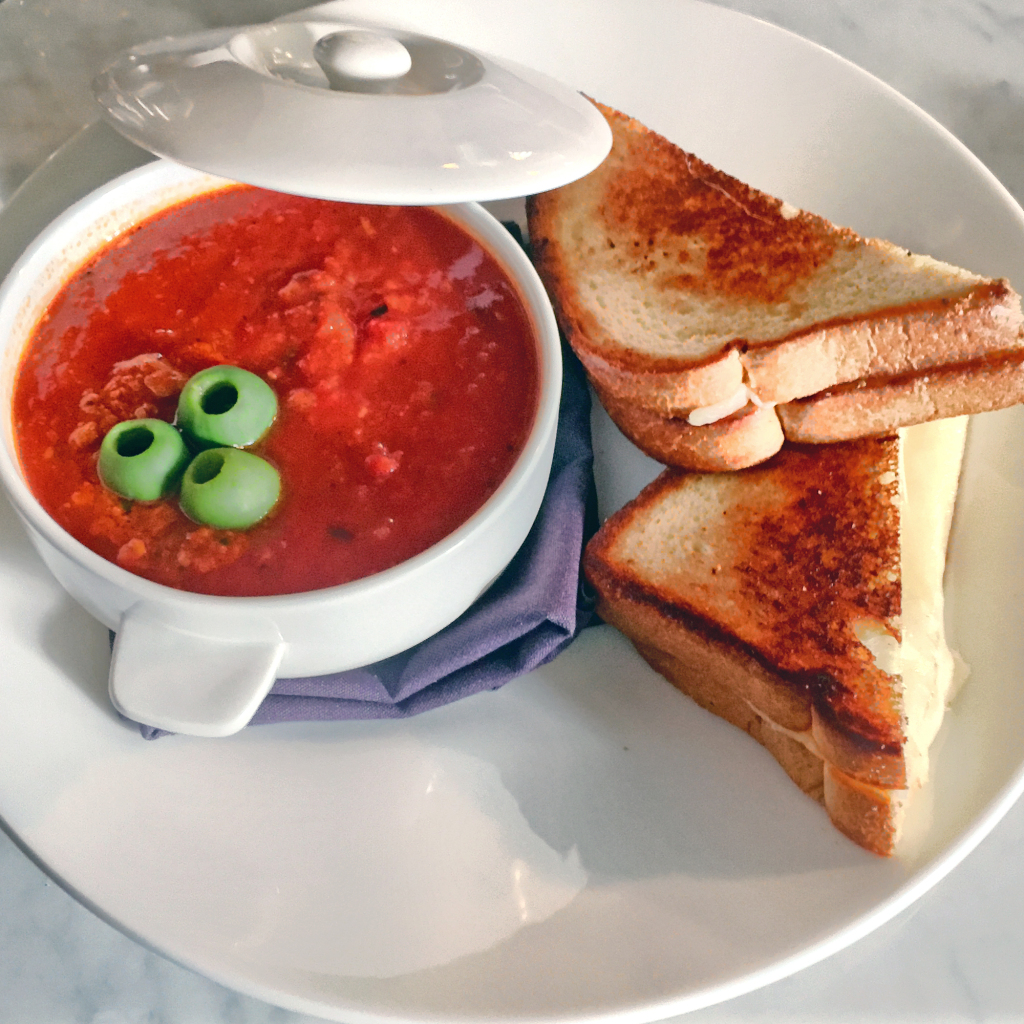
[2, 1, 1024, 1020]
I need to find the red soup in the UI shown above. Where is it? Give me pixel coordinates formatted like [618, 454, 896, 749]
[14, 187, 539, 597]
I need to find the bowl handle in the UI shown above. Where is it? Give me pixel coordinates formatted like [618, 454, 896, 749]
[109, 602, 285, 737]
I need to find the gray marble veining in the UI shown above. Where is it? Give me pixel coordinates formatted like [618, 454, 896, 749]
[1, 0, 1023, 1021]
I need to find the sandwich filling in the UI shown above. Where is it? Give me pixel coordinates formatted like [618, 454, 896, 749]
[686, 384, 775, 426]
[854, 416, 967, 787]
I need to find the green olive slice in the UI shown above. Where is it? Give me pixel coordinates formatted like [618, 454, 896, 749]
[98, 419, 191, 501]
[176, 365, 278, 450]
[179, 448, 280, 530]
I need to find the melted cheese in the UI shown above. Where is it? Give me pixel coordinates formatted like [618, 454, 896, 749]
[686, 385, 775, 426]
[853, 417, 968, 787]
[899, 416, 968, 786]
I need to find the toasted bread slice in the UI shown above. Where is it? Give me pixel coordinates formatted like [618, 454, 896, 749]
[583, 419, 967, 855]
[528, 101, 1024, 469]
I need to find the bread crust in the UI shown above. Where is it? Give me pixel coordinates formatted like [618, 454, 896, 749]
[780, 349, 1024, 441]
[571, 342, 743, 414]
[742, 281, 1022, 405]
[633, 640, 901, 856]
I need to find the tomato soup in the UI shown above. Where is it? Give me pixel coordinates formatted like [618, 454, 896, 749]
[13, 187, 539, 596]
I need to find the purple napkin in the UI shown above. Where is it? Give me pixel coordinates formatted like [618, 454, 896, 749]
[136, 336, 597, 738]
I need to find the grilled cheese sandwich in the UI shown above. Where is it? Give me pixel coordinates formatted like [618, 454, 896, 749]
[528, 100, 1024, 471]
[584, 420, 967, 854]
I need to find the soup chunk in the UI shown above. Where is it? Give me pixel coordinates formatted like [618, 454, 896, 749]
[14, 187, 539, 596]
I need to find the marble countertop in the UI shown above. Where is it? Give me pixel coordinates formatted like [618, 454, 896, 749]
[1, 0, 1023, 1020]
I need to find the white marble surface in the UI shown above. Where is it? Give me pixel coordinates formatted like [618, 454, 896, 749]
[1, 0, 1024, 1020]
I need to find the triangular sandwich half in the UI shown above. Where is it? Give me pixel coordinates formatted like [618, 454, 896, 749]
[583, 419, 967, 855]
[528, 101, 1024, 470]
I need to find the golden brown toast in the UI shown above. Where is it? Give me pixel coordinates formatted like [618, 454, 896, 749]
[583, 421, 967, 855]
[527, 101, 1024, 470]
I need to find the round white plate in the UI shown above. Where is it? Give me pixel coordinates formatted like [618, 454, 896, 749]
[2, 1, 1024, 1021]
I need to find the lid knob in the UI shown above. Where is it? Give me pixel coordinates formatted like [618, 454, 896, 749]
[314, 30, 413, 91]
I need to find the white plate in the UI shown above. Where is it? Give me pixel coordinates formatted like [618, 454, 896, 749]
[2, 1, 1024, 1021]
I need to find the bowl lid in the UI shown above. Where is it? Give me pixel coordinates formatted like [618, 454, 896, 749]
[91, 16, 612, 204]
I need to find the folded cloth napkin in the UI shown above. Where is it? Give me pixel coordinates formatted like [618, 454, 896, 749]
[136, 338, 597, 738]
